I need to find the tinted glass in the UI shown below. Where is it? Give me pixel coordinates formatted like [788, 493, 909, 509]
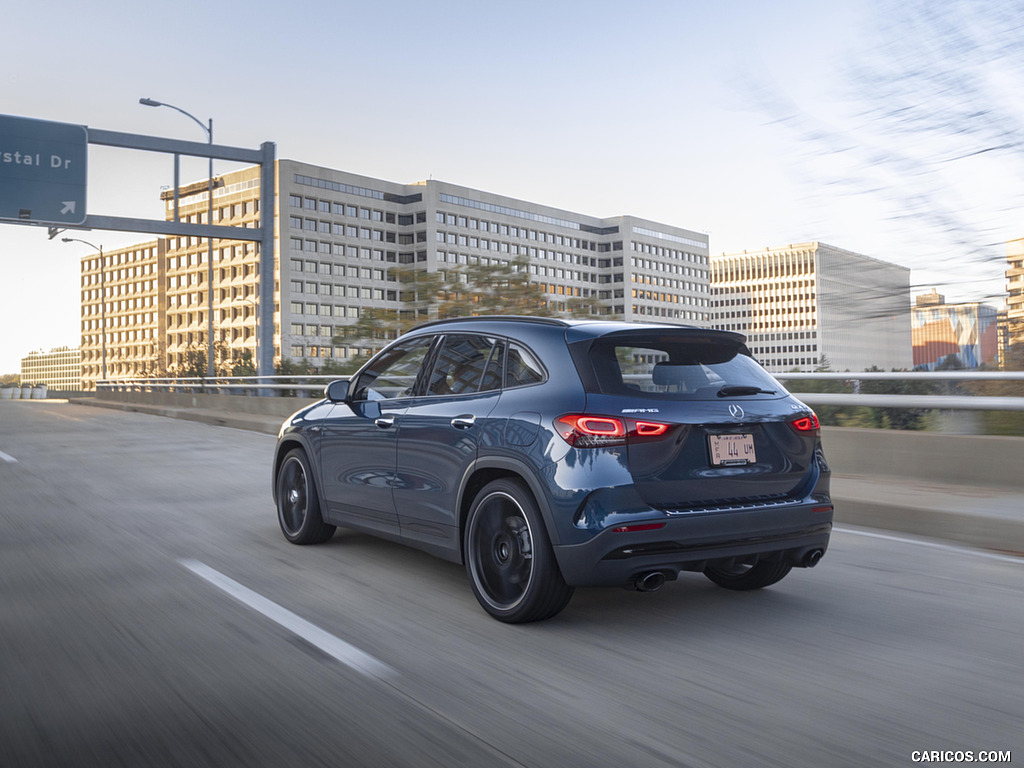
[478, 340, 504, 392]
[505, 343, 545, 388]
[587, 334, 783, 400]
[425, 334, 496, 396]
[353, 336, 434, 400]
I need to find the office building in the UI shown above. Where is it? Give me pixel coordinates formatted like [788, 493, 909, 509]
[1007, 237, 1024, 351]
[20, 346, 81, 391]
[280, 161, 709, 359]
[80, 160, 711, 386]
[711, 242, 912, 372]
[80, 240, 166, 387]
[911, 289, 998, 370]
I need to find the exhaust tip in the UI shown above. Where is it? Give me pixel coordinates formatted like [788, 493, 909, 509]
[802, 549, 824, 568]
[634, 571, 666, 592]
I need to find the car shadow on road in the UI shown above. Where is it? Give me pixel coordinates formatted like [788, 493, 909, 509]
[302, 527, 833, 633]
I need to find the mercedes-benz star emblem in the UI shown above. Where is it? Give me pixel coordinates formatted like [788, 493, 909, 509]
[728, 404, 744, 420]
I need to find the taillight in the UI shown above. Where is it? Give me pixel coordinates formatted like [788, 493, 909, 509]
[790, 412, 820, 433]
[555, 414, 671, 447]
[555, 415, 626, 447]
[633, 421, 667, 437]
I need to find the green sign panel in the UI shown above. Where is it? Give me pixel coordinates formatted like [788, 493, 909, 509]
[0, 114, 87, 225]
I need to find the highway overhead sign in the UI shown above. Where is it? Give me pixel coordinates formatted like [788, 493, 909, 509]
[0, 114, 87, 225]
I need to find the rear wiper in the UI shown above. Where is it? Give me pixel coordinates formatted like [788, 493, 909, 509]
[716, 385, 776, 397]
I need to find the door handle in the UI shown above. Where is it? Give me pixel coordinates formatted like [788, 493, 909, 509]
[375, 415, 396, 429]
[451, 415, 476, 430]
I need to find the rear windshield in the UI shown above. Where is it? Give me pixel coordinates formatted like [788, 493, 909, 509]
[582, 332, 784, 401]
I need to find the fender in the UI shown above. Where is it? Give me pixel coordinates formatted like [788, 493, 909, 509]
[455, 454, 562, 547]
[271, 405, 330, 503]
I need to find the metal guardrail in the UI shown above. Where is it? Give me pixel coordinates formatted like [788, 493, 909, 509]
[97, 375, 342, 395]
[95, 371, 1024, 411]
[774, 372, 1024, 382]
[772, 371, 1024, 412]
[607, 371, 1024, 411]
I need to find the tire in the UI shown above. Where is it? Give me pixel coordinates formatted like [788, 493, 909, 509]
[703, 558, 792, 591]
[464, 478, 573, 623]
[276, 448, 336, 545]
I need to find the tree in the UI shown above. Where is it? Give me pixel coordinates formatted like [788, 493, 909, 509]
[174, 339, 232, 380]
[784, 356, 852, 427]
[566, 294, 611, 319]
[178, 344, 207, 379]
[274, 358, 313, 398]
[231, 351, 256, 377]
[447, 256, 552, 317]
[969, 342, 1024, 435]
[858, 366, 929, 431]
[330, 256, 556, 365]
[139, 339, 169, 380]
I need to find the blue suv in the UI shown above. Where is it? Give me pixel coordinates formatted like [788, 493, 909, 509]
[273, 317, 832, 622]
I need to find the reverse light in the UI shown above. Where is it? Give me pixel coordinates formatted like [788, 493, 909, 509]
[790, 412, 821, 433]
[634, 421, 670, 437]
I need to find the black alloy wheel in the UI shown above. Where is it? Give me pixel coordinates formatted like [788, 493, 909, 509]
[464, 478, 573, 623]
[276, 448, 336, 545]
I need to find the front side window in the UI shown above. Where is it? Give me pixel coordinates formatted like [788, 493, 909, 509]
[352, 337, 434, 401]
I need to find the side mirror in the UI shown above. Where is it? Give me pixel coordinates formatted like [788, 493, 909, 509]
[325, 379, 350, 403]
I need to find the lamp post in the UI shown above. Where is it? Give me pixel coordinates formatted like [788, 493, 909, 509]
[62, 238, 106, 385]
[139, 97, 216, 378]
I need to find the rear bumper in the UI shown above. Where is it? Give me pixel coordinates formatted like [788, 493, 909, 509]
[552, 501, 833, 587]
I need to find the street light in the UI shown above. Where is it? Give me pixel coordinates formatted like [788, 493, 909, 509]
[139, 97, 216, 378]
[62, 238, 106, 385]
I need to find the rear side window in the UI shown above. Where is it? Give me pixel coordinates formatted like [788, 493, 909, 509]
[505, 342, 546, 388]
[425, 334, 496, 396]
[586, 333, 782, 400]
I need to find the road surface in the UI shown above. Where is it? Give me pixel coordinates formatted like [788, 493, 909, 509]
[1, 401, 1020, 767]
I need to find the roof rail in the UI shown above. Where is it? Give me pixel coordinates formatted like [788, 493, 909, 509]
[410, 315, 572, 331]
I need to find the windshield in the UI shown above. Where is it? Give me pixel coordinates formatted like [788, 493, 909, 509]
[582, 332, 784, 401]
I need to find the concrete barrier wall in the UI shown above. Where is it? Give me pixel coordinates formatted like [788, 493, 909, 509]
[98, 390, 320, 419]
[822, 426, 1024, 490]
[94, 391, 1024, 491]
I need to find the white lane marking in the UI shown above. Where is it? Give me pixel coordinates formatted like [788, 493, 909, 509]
[179, 559, 393, 679]
[834, 526, 1024, 564]
[0, 450, 18, 464]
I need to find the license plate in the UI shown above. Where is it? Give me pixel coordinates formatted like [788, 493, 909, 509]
[709, 433, 756, 466]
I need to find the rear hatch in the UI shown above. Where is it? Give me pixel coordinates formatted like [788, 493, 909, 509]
[569, 328, 820, 511]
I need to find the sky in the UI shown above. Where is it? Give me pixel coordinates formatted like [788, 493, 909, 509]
[2, 0, 1021, 374]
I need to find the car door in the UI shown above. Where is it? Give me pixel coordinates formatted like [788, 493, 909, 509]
[393, 334, 503, 551]
[318, 334, 437, 536]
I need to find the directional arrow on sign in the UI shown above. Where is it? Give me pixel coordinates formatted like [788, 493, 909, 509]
[0, 114, 88, 225]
